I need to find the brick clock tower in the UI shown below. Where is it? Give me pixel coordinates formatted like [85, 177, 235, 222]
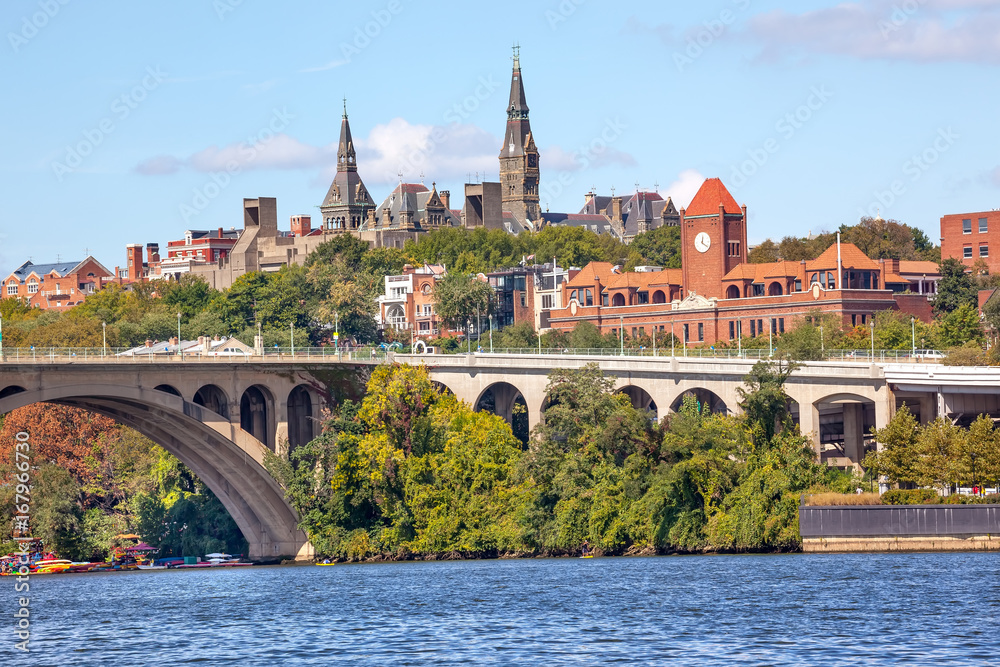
[499, 46, 541, 225]
[680, 178, 748, 299]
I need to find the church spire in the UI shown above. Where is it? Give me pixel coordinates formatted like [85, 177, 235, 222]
[338, 99, 356, 173]
[507, 44, 529, 121]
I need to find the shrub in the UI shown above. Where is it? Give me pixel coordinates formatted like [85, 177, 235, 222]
[880, 488, 940, 505]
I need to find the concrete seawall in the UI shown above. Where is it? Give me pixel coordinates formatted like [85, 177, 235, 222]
[800, 504, 1000, 553]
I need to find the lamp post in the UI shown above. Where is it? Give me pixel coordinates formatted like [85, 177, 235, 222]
[820, 322, 824, 357]
[671, 321, 675, 358]
[737, 320, 742, 358]
[290, 322, 295, 357]
[537, 329, 542, 355]
[102, 321, 107, 358]
[619, 315, 624, 356]
[911, 316, 916, 357]
[334, 311, 339, 359]
[467, 319, 472, 354]
[489, 314, 493, 353]
[971, 452, 978, 496]
[0, 313, 4, 361]
[768, 320, 773, 358]
[653, 327, 656, 357]
[257, 320, 263, 357]
[177, 313, 182, 359]
[870, 318, 875, 360]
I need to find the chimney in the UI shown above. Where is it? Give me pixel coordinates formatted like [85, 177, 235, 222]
[169, 336, 178, 346]
[218, 227, 224, 239]
[440, 191, 450, 210]
[145, 339, 153, 348]
[146, 243, 160, 264]
[611, 196, 623, 224]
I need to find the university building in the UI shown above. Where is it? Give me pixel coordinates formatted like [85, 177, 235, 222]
[940, 209, 1000, 273]
[548, 178, 935, 344]
[3, 257, 114, 311]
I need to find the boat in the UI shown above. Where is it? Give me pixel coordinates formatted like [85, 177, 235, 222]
[34, 559, 72, 574]
[137, 564, 167, 570]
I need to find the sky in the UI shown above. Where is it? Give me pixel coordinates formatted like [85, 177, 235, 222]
[2, 0, 1000, 275]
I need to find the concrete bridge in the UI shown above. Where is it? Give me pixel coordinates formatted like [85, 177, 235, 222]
[2, 353, 997, 558]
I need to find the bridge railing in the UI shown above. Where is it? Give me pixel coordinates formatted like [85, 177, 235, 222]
[0, 347, 391, 363]
[0, 346, 946, 364]
[465, 348, 947, 363]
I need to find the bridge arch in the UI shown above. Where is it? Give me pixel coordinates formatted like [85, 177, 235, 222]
[155, 384, 181, 397]
[286, 385, 317, 454]
[669, 388, 729, 415]
[475, 382, 529, 444]
[0, 384, 309, 560]
[806, 391, 878, 468]
[240, 385, 275, 452]
[617, 385, 658, 420]
[194, 384, 229, 418]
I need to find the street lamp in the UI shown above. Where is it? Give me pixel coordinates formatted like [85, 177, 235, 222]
[290, 322, 295, 357]
[102, 321, 107, 358]
[620, 315, 624, 357]
[489, 314, 493, 353]
[869, 317, 875, 359]
[467, 319, 472, 354]
[0, 312, 4, 361]
[971, 452, 978, 496]
[911, 317, 916, 357]
[177, 313, 182, 359]
[671, 321, 675, 358]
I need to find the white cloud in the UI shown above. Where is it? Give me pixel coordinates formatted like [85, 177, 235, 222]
[134, 155, 182, 175]
[663, 169, 706, 208]
[747, 2, 1000, 64]
[300, 60, 349, 73]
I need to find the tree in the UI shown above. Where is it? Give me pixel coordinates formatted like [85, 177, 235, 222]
[737, 360, 798, 448]
[160, 274, 216, 318]
[495, 321, 537, 349]
[842, 216, 917, 260]
[748, 240, 780, 263]
[624, 226, 681, 270]
[431, 273, 493, 331]
[933, 258, 978, 316]
[936, 303, 983, 348]
[32, 464, 86, 560]
[864, 406, 921, 487]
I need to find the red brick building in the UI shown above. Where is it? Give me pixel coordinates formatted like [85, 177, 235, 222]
[3, 257, 114, 311]
[940, 209, 1000, 272]
[548, 178, 935, 345]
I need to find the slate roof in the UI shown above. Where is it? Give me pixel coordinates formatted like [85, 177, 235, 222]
[578, 191, 679, 236]
[365, 184, 460, 231]
[541, 212, 616, 236]
[11, 260, 83, 281]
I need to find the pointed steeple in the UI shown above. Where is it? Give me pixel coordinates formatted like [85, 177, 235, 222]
[338, 98, 357, 173]
[507, 44, 529, 121]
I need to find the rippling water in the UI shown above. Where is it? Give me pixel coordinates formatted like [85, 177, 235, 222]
[4, 552, 999, 665]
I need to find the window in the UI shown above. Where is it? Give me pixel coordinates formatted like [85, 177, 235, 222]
[981, 245, 989, 258]
[729, 321, 735, 340]
[852, 314, 857, 327]
[542, 295, 553, 309]
[728, 241, 741, 257]
[6, 284, 16, 295]
[757, 319, 763, 335]
[637, 291, 649, 305]
[964, 246, 973, 259]
[779, 318, 785, 333]
[752, 283, 765, 296]
[519, 293, 526, 308]
[771, 318, 777, 334]
[683, 324, 689, 342]
[698, 323, 704, 341]
[27, 280, 38, 294]
[794, 279, 802, 292]
[963, 219, 972, 234]
[639, 327, 645, 336]
[632, 327, 637, 338]
[570, 289, 578, 302]
[980, 218, 988, 234]
[585, 289, 593, 307]
[750, 320, 757, 337]
[602, 293, 609, 307]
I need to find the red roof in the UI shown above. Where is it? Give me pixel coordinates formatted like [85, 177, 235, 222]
[685, 178, 742, 216]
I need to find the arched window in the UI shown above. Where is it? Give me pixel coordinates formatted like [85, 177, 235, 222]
[612, 293, 626, 307]
[768, 282, 783, 296]
[726, 285, 741, 299]
[652, 290, 666, 304]
[585, 289, 594, 307]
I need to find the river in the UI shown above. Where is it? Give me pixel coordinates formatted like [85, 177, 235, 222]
[6, 552, 999, 665]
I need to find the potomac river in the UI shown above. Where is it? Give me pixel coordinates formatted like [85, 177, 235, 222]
[7, 552, 1000, 665]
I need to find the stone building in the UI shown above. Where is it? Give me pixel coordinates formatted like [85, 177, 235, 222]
[360, 183, 462, 249]
[579, 190, 681, 240]
[320, 103, 376, 234]
[499, 47, 542, 228]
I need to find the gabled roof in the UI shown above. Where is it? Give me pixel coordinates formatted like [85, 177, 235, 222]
[806, 242, 879, 272]
[605, 268, 683, 291]
[722, 264, 759, 281]
[366, 184, 458, 231]
[541, 212, 616, 236]
[723, 261, 802, 283]
[11, 260, 83, 281]
[685, 178, 742, 216]
[565, 261, 615, 287]
[648, 268, 683, 287]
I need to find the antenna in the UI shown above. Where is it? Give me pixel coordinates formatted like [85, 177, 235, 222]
[654, 181, 659, 193]
[419, 170, 425, 185]
[610, 186, 616, 197]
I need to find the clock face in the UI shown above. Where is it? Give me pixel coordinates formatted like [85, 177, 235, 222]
[694, 232, 711, 253]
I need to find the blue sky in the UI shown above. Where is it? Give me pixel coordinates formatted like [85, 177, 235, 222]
[3, 0, 1000, 275]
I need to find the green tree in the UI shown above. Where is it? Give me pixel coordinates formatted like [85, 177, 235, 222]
[431, 273, 493, 331]
[864, 406, 921, 487]
[933, 258, 978, 316]
[32, 464, 86, 560]
[935, 303, 983, 348]
[160, 274, 216, 318]
[624, 226, 681, 270]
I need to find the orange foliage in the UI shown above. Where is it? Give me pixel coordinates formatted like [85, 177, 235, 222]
[0, 404, 120, 486]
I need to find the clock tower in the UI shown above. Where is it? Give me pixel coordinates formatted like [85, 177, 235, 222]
[680, 178, 748, 299]
[499, 46, 541, 226]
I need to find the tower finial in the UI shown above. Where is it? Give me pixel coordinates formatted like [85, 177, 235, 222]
[342, 97, 347, 119]
[512, 42, 520, 69]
